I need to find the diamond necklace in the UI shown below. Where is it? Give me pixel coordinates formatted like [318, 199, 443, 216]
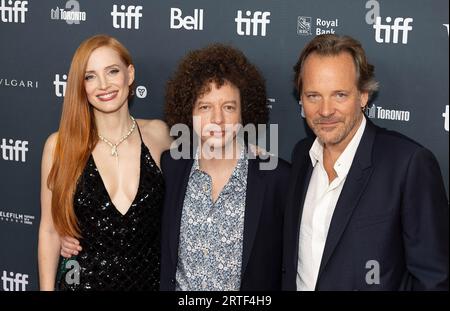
[98, 116, 136, 157]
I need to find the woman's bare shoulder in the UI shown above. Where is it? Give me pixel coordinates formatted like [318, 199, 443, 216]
[136, 119, 172, 151]
[43, 132, 58, 157]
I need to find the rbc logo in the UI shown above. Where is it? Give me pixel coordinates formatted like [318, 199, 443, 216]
[1, 271, 29, 291]
[297, 16, 312, 35]
[170, 8, 204, 30]
[373, 16, 413, 44]
[111, 4, 143, 29]
[54, 74, 67, 97]
[0, 0, 28, 23]
[235, 10, 271, 36]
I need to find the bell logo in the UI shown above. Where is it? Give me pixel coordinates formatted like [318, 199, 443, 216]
[111, 4, 143, 29]
[1, 138, 29, 162]
[1, 271, 29, 291]
[170, 8, 203, 30]
[0, 0, 28, 23]
[235, 10, 271, 36]
[54, 74, 67, 97]
[373, 16, 413, 44]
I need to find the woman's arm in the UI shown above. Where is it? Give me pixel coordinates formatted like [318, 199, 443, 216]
[38, 133, 61, 291]
[139, 119, 173, 169]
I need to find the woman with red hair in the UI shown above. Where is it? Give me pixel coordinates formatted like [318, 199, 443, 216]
[38, 35, 171, 290]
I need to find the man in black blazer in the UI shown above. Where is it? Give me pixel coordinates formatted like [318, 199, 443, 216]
[283, 34, 449, 291]
[161, 44, 290, 291]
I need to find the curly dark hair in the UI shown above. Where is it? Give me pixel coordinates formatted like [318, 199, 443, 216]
[164, 44, 269, 129]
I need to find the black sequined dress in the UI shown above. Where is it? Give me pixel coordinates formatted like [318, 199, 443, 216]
[57, 126, 164, 291]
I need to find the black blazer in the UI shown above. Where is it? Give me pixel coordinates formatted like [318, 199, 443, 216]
[160, 150, 290, 291]
[282, 118, 449, 291]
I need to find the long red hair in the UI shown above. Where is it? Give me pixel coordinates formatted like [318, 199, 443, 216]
[47, 35, 134, 237]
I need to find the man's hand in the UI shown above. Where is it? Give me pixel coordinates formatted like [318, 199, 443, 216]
[249, 144, 271, 158]
[60, 236, 82, 258]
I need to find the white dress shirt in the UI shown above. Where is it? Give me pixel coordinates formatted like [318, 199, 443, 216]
[296, 117, 366, 291]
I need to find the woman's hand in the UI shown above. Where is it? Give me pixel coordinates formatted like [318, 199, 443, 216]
[60, 236, 82, 258]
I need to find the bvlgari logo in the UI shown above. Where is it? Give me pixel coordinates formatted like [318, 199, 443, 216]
[0, 77, 38, 88]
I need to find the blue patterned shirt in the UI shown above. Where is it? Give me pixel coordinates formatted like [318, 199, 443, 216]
[175, 147, 248, 291]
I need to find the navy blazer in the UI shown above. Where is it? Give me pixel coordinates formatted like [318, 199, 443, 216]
[282, 118, 449, 291]
[160, 150, 291, 291]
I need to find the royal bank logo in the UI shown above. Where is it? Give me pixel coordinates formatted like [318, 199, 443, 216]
[296, 16, 340, 36]
[170, 8, 204, 30]
[443, 105, 449, 132]
[235, 10, 270, 36]
[1, 138, 29, 162]
[0, 77, 38, 88]
[0, 0, 28, 23]
[54, 73, 67, 97]
[297, 16, 312, 35]
[111, 4, 142, 29]
[135, 85, 147, 99]
[50, 0, 86, 25]
[1, 271, 29, 291]
[365, 104, 410, 122]
[0, 210, 34, 225]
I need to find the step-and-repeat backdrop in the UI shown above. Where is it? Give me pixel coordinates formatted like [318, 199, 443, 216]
[0, 0, 448, 291]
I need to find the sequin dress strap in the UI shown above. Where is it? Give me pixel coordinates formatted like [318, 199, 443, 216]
[136, 120, 144, 144]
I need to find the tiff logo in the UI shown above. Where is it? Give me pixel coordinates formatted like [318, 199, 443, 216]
[365, 104, 410, 122]
[0, 0, 28, 23]
[170, 8, 203, 30]
[1, 271, 29, 291]
[111, 4, 142, 29]
[443, 105, 449, 132]
[54, 74, 67, 97]
[373, 16, 413, 44]
[235, 10, 270, 36]
[1, 138, 29, 162]
[50, 0, 86, 25]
